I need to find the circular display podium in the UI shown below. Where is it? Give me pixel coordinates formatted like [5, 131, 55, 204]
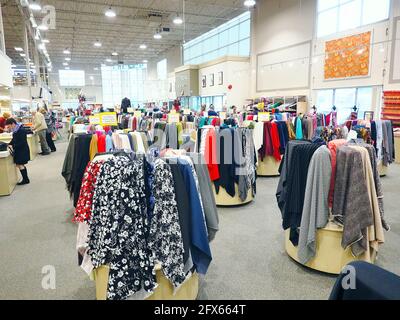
[257, 156, 281, 177]
[285, 222, 375, 275]
[213, 184, 254, 206]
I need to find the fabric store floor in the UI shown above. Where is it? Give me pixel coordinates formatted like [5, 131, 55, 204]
[1, 139, 400, 300]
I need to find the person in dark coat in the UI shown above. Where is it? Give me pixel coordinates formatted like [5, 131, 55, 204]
[5, 118, 31, 185]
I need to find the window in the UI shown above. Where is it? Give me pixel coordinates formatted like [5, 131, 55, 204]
[315, 86, 375, 123]
[59, 70, 85, 87]
[183, 11, 251, 65]
[317, 0, 391, 38]
[157, 59, 167, 80]
[101, 64, 147, 108]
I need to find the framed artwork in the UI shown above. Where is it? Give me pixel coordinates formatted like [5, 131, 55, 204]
[209, 73, 214, 86]
[218, 71, 224, 85]
[324, 31, 372, 80]
[202, 75, 207, 88]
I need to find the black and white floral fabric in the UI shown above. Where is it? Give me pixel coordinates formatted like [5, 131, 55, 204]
[148, 159, 187, 288]
[87, 155, 157, 300]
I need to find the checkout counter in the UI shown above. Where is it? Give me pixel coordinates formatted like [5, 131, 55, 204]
[0, 132, 39, 160]
[0, 151, 18, 196]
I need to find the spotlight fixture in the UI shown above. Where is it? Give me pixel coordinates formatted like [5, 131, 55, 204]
[94, 41, 102, 47]
[63, 49, 71, 54]
[173, 15, 183, 25]
[153, 32, 162, 40]
[139, 44, 147, 49]
[29, 0, 42, 11]
[244, 0, 256, 7]
[105, 7, 116, 18]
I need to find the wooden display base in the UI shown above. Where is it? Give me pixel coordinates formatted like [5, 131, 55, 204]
[395, 136, 400, 164]
[0, 152, 18, 196]
[378, 163, 388, 177]
[212, 183, 253, 206]
[94, 265, 199, 300]
[257, 156, 281, 177]
[285, 222, 374, 275]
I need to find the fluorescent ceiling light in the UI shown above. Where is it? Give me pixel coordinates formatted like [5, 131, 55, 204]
[42, 39, 50, 43]
[38, 24, 49, 31]
[105, 7, 116, 18]
[63, 49, 71, 54]
[112, 52, 118, 56]
[65, 57, 71, 61]
[153, 33, 162, 40]
[173, 16, 183, 25]
[29, 1, 42, 11]
[63, 62, 68, 66]
[244, 0, 256, 7]
[139, 44, 147, 49]
[15, 47, 24, 51]
[94, 41, 102, 47]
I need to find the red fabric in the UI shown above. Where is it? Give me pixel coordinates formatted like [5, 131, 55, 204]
[73, 161, 103, 223]
[97, 135, 106, 153]
[205, 129, 220, 181]
[0, 117, 6, 133]
[270, 122, 281, 161]
[103, 126, 111, 133]
[327, 139, 347, 207]
[263, 122, 274, 157]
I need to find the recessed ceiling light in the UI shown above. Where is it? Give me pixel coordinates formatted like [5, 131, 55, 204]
[15, 47, 24, 51]
[105, 7, 116, 18]
[244, 0, 256, 7]
[153, 33, 162, 40]
[139, 44, 147, 49]
[42, 39, 50, 43]
[112, 52, 118, 56]
[90, 76, 94, 80]
[94, 41, 102, 47]
[29, 0, 42, 11]
[63, 49, 71, 54]
[173, 16, 183, 25]
[65, 57, 71, 61]
[38, 24, 49, 31]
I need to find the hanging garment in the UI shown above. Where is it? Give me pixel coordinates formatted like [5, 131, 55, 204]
[253, 121, 264, 153]
[88, 156, 157, 300]
[270, 122, 282, 161]
[295, 117, 303, 140]
[89, 134, 98, 161]
[297, 146, 331, 264]
[204, 128, 220, 181]
[148, 159, 187, 288]
[178, 158, 212, 275]
[262, 122, 274, 158]
[327, 139, 347, 208]
[97, 134, 106, 153]
[238, 128, 257, 202]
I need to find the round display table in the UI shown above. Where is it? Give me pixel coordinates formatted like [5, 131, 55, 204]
[213, 183, 254, 206]
[285, 222, 375, 275]
[257, 155, 280, 177]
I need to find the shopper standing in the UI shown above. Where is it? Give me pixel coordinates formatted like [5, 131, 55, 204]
[5, 118, 31, 185]
[32, 109, 51, 155]
[42, 109, 57, 152]
[208, 104, 218, 117]
[0, 112, 11, 133]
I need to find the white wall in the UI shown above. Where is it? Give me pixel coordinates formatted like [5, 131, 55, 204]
[0, 51, 13, 88]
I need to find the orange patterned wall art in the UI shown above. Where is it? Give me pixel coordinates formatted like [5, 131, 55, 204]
[324, 31, 371, 80]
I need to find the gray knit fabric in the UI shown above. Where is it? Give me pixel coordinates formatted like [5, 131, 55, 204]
[297, 146, 331, 264]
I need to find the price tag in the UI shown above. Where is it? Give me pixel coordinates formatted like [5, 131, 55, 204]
[99, 112, 118, 126]
[168, 113, 180, 123]
[258, 112, 270, 122]
[220, 112, 226, 120]
[89, 115, 101, 125]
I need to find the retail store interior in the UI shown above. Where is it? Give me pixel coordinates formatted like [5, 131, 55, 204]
[0, 0, 400, 301]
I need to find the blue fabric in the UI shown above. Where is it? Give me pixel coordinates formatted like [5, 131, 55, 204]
[296, 117, 303, 140]
[106, 134, 113, 152]
[177, 159, 212, 275]
[208, 110, 218, 117]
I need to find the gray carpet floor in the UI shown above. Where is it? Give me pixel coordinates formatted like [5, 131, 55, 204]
[0, 140, 399, 300]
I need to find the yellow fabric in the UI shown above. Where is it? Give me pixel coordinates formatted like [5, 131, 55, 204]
[89, 135, 98, 161]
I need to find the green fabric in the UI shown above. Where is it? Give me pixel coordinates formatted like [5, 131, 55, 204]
[177, 122, 183, 147]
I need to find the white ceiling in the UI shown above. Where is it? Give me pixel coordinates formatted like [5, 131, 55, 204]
[2, 0, 248, 73]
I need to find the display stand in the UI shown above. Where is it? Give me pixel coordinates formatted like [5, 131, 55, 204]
[0, 151, 18, 196]
[257, 156, 280, 177]
[395, 135, 400, 164]
[213, 183, 253, 206]
[285, 222, 375, 275]
[94, 264, 199, 300]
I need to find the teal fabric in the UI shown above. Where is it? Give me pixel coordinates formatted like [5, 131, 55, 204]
[296, 117, 303, 140]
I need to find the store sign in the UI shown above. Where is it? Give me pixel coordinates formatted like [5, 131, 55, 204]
[89, 115, 101, 125]
[258, 112, 270, 122]
[168, 113, 180, 124]
[100, 112, 118, 126]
